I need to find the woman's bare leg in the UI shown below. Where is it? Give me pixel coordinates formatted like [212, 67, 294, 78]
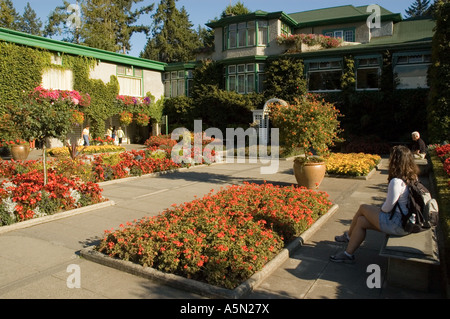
[346, 205, 381, 255]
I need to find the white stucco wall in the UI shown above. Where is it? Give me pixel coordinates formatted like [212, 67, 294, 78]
[89, 61, 164, 98]
[89, 61, 117, 84]
[143, 70, 164, 99]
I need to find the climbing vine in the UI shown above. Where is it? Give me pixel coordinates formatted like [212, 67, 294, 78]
[60, 55, 120, 138]
[0, 42, 51, 107]
[0, 41, 121, 139]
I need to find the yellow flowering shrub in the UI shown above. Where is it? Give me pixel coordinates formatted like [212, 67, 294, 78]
[47, 145, 126, 157]
[326, 153, 381, 177]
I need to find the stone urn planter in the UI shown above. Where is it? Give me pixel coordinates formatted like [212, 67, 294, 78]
[293, 158, 327, 189]
[11, 144, 30, 161]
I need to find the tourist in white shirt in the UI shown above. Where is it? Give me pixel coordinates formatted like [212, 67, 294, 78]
[330, 145, 419, 264]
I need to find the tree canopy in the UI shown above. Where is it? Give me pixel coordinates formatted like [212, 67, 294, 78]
[405, 0, 434, 18]
[44, 0, 153, 53]
[140, 0, 201, 63]
[0, 0, 42, 35]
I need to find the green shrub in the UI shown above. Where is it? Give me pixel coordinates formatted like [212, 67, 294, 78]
[264, 56, 307, 103]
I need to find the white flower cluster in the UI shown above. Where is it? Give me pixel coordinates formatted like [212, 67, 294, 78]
[2, 197, 17, 223]
[69, 189, 81, 205]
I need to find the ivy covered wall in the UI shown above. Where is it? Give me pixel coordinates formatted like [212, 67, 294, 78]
[0, 42, 51, 106]
[0, 41, 120, 139]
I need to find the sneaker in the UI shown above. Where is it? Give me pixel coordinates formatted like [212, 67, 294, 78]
[330, 251, 355, 264]
[335, 232, 350, 243]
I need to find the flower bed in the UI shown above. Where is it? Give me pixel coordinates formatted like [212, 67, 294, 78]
[0, 169, 105, 226]
[277, 33, 343, 52]
[433, 144, 450, 185]
[325, 153, 381, 177]
[429, 145, 450, 285]
[95, 182, 332, 289]
[92, 149, 181, 182]
[47, 145, 126, 157]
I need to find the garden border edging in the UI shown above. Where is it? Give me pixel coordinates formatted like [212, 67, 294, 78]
[0, 200, 115, 235]
[79, 203, 339, 299]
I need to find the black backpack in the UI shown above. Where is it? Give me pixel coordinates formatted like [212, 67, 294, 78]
[390, 181, 439, 233]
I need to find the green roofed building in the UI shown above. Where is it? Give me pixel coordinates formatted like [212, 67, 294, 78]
[199, 4, 434, 94]
[0, 4, 436, 143]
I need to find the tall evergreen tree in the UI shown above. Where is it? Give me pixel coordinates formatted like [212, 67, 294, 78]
[405, 0, 432, 17]
[221, 0, 250, 18]
[44, 0, 82, 44]
[0, 0, 20, 30]
[140, 0, 201, 63]
[81, 0, 153, 53]
[18, 2, 43, 36]
[44, 0, 153, 53]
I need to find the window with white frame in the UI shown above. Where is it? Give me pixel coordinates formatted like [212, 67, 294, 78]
[163, 70, 193, 98]
[117, 65, 142, 97]
[356, 57, 381, 90]
[394, 53, 431, 89]
[324, 28, 355, 42]
[307, 60, 342, 92]
[226, 63, 265, 94]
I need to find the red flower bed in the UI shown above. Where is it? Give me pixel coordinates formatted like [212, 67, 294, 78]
[144, 134, 177, 150]
[434, 144, 450, 187]
[144, 133, 217, 165]
[0, 169, 105, 225]
[92, 150, 181, 182]
[436, 144, 450, 161]
[96, 182, 332, 289]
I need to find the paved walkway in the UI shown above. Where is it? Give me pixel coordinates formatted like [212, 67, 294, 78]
[0, 146, 446, 300]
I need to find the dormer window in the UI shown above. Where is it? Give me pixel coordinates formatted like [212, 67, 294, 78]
[224, 20, 269, 50]
[324, 28, 355, 42]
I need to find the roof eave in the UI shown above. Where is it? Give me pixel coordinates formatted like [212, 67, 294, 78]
[0, 27, 167, 71]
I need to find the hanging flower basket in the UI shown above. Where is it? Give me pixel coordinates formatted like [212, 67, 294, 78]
[135, 113, 150, 126]
[119, 111, 133, 126]
[71, 109, 85, 126]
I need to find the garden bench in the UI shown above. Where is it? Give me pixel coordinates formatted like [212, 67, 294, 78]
[414, 157, 429, 176]
[379, 227, 440, 292]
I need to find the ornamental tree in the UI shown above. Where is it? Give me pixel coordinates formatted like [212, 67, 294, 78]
[15, 86, 90, 184]
[269, 94, 343, 161]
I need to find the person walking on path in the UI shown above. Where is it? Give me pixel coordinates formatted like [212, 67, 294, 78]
[116, 127, 125, 145]
[330, 145, 419, 263]
[82, 126, 90, 146]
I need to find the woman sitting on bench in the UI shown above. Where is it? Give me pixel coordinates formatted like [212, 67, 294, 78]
[330, 145, 420, 264]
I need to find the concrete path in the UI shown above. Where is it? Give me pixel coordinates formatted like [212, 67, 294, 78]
[0, 146, 445, 300]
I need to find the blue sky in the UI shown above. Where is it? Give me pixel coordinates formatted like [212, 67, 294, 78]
[11, 0, 415, 57]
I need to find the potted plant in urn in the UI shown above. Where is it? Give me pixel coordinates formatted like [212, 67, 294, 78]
[0, 108, 32, 160]
[269, 94, 342, 189]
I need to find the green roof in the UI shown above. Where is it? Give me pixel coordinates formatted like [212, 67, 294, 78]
[207, 10, 299, 28]
[0, 27, 167, 71]
[298, 18, 434, 59]
[288, 5, 402, 27]
[367, 18, 434, 46]
[206, 4, 402, 29]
